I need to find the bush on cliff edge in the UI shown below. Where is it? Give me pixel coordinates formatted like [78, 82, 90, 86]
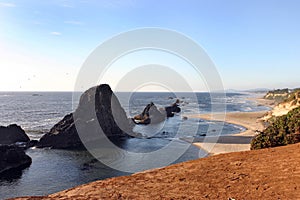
[251, 107, 300, 150]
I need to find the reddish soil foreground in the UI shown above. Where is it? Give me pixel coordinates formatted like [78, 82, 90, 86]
[13, 143, 300, 200]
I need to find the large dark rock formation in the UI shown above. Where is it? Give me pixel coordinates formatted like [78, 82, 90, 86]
[0, 145, 32, 175]
[36, 114, 82, 149]
[0, 124, 30, 145]
[37, 84, 134, 149]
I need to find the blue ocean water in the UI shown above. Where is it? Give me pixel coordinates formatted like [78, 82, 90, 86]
[0, 92, 269, 199]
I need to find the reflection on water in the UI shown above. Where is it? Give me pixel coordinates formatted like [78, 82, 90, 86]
[0, 140, 201, 199]
[0, 169, 26, 182]
[0, 92, 266, 199]
[0, 115, 245, 199]
[0, 148, 128, 198]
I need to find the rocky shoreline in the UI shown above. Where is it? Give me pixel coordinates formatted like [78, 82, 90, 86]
[0, 84, 134, 176]
[36, 84, 180, 149]
[5, 88, 300, 199]
[0, 124, 34, 175]
[12, 94, 300, 199]
[0, 145, 32, 175]
[0, 84, 182, 179]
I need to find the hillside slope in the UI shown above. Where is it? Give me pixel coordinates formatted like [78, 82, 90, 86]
[252, 107, 300, 149]
[14, 143, 300, 200]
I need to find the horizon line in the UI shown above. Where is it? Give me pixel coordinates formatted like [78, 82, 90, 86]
[0, 90, 265, 93]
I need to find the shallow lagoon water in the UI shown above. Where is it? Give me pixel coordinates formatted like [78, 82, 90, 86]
[0, 92, 267, 199]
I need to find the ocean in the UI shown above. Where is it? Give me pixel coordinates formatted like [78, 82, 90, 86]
[0, 92, 269, 199]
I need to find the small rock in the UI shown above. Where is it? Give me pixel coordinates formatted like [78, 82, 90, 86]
[0, 145, 32, 175]
[0, 124, 30, 145]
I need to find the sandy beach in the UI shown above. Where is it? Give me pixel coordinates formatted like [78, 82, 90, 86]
[189, 97, 274, 155]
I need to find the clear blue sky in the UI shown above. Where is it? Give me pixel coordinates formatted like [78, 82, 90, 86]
[1, 0, 300, 91]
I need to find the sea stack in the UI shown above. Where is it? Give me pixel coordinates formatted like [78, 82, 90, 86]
[37, 84, 134, 149]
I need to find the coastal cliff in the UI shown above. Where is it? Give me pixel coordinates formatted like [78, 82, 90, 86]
[263, 89, 300, 120]
[264, 88, 290, 101]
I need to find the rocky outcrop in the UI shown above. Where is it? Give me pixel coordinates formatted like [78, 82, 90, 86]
[132, 102, 166, 125]
[0, 124, 30, 145]
[36, 114, 82, 149]
[0, 145, 32, 175]
[132, 100, 181, 125]
[165, 100, 181, 117]
[37, 84, 134, 149]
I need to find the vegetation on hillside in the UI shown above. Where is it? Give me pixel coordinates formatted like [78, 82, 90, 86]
[264, 88, 289, 102]
[264, 88, 300, 103]
[282, 90, 300, 105]
[251, 107, 300, 150]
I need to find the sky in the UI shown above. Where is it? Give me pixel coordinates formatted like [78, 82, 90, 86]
[0, 0, 300, 91]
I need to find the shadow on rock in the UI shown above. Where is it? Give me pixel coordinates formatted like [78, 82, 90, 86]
[0, 145, 32, 179]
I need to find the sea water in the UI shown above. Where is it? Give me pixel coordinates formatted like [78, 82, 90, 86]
[0, 92, 269, 199]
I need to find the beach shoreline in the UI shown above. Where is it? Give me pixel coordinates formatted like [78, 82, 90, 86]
[189, 97, 274, 155]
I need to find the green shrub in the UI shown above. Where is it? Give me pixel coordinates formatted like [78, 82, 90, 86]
[251, 107, 300, 150]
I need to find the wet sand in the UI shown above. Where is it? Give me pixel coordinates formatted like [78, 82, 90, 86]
[190, 111, 267, 155]
[186, 97, 274, 155]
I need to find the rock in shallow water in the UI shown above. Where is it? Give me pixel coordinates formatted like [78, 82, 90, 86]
[132, 100, 181, 125]
[37, 84, 134, 149]
[0, 145, 32, 175]
[132, 102, 166, 125]
[0, 124, 30, 145]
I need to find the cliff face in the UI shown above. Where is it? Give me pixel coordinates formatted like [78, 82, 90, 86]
[264, 88, 289, 101]
[263, 90, 300, 120]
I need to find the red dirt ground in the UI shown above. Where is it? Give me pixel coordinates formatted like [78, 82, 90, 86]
[12, 143, 300, 200]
